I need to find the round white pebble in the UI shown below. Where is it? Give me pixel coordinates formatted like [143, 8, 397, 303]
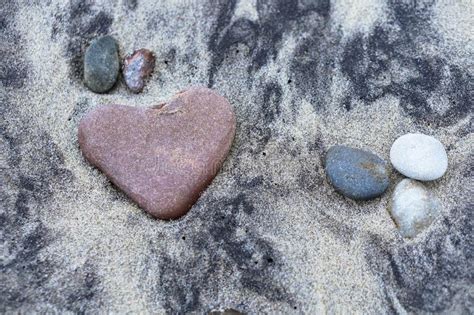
[389, 179, 441, 238]
[390, 133, 448, 181]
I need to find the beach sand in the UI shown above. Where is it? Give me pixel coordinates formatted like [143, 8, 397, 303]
[1, 0, 473, 313]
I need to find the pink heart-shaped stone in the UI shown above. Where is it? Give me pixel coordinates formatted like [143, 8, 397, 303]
[78, 87, 236, 219]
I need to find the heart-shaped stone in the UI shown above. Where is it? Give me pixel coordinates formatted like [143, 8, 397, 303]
[78, 87, 236, 219]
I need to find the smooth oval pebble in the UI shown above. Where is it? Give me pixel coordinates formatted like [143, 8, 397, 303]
[390, 133, 448, 181]
[78, 87, 236, 219]
[209, 309, 243, 315]
[325, 145, 390, 200]
[389, 179, 441, 238]
[123, 48, 155, 93]
[83, 36, 120, 93]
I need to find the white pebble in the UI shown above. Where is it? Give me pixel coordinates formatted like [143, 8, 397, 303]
[389, 179, 441, 238]
[390, 133, 448, 181]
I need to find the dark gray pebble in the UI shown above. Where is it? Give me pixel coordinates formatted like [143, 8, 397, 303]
[209, 309, 243, 315]
[83, 36, 119, 93]
[325, 145, 389, 200]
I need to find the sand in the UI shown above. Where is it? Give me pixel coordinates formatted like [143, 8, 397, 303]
[1, 0, 473, 313]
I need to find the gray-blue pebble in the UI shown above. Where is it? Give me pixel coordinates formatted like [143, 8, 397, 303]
[325, 145, 389, 200]
[84, 36, 119, 93]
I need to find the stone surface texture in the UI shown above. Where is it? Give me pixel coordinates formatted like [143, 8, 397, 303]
[123, 48, 155, 93]
[83, 35, 120, 93]
[1, 0, 473, 314]
[390, 133, 448, 181]
[78, 87, 236, 219]
[209, 308, 243, 315]
[325, 145, 389, 200]
[389, 179, 441, 238]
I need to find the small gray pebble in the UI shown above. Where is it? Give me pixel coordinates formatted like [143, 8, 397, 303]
[325, 145, 390, 200]
[84, 36, 120, 93]
[209, 309, 243, 315]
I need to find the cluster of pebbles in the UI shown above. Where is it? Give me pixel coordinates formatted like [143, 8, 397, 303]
[83, 36, 155, 93]
[325, 133, 448, 238]
[81, 37, 447, 239]
[80, 36, 236, 221]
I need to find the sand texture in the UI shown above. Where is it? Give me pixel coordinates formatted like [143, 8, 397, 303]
[1, 0, 473, 313]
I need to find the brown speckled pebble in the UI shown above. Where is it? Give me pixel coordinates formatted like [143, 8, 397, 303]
[123, 48, 155, 93]
[78, 87, 236, 219]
